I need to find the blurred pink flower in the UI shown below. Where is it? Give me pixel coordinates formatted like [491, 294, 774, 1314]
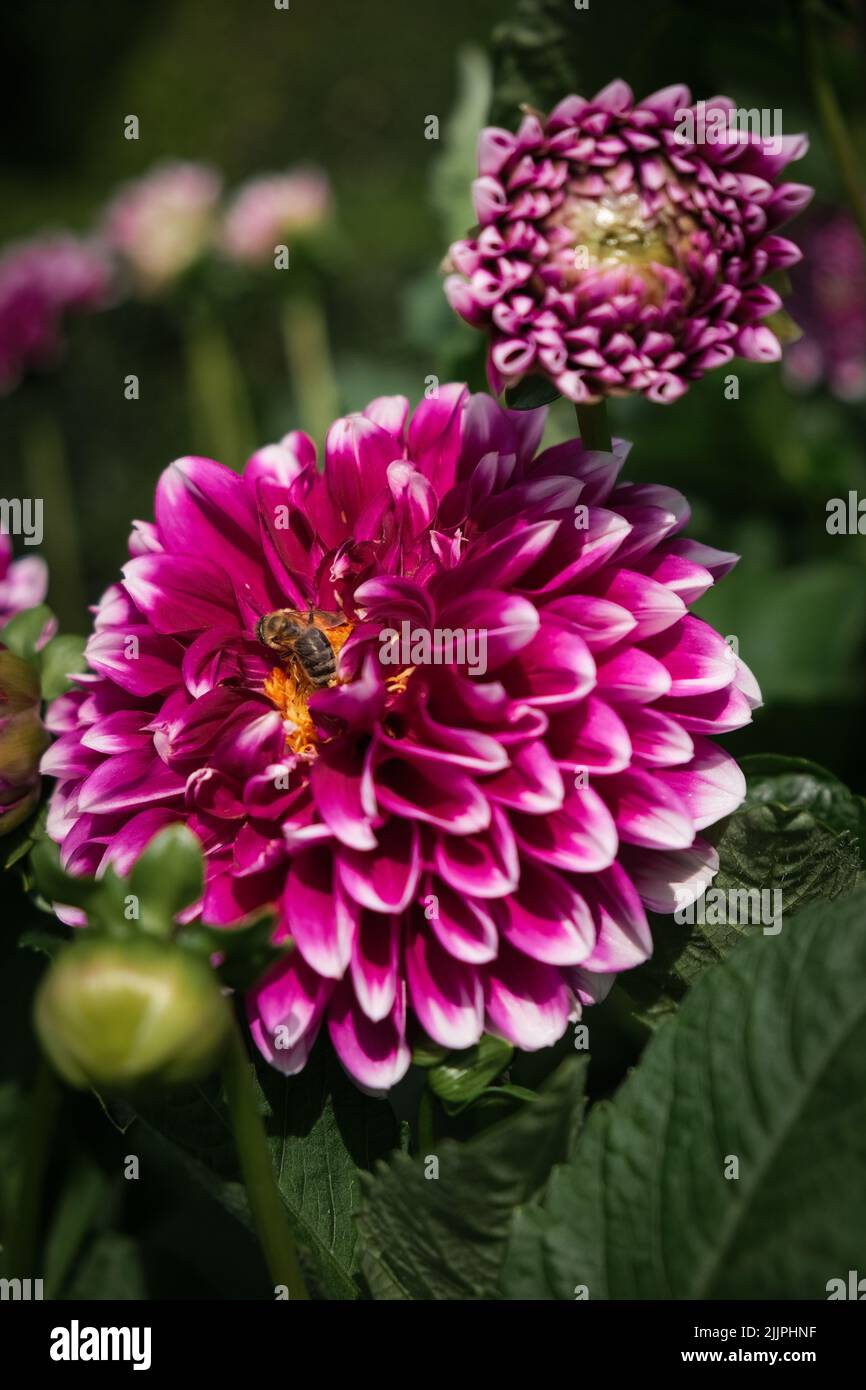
[0, 534, 48, 626]
[222, 169, 332, 265]
[0, 235, 112, 393]
[784, 210, 866, 401]
[103, 161, 222, 294]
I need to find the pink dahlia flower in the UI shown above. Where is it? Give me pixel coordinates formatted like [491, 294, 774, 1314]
[222, 169, 333, 266]
[0, 235, 112, 393]
[103, 162, 222, 294]
[42, 387, 758, 1089]
[783, 210, 866, 402]
[445, 81, 813, 403]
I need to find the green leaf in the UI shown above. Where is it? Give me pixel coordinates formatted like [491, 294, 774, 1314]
[621, 788, 862, 1027]
[484, 1083, 539, 1103]
[29, 835, 100, 912]
[128, 824, 204, 936]
[63, 1232, 148, 1300]
[178, 911, 283, 991]
[410, 1035, 450, 1068]
[490, 0, 579, 128]
[764, 307, 802, 345]
[502, 888, 866, 1299]
[710, 802, 858, 918]
[18, 927, 65, 959]
[740, 754, 866, 858]
[44, 1154, 110, 1298]
[135, 1039, 398, 1300]
[39, 634, 87, 700]
[428, 1033, 513, 1110]
[0, 604, 54, 664]
[3, 801, 47, 874]
[505, 375, 561, 410]
[356, 1057, 586, 1300]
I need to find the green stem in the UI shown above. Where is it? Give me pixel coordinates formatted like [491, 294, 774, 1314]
[21, 407, 86, 630]
[183, 305, 256, 470]
[280, 295, 339, 445]
[6, 1059, 61, 1279]
[220, 1018, 310, 1299]
[799, 0, 866, 246]
[416, 1086, 436, 1157]
[575, 400, 613, 452]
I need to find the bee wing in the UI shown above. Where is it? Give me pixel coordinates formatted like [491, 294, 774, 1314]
[310, 609, 349, 632]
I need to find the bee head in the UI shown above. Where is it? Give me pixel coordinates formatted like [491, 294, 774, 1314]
[256, 610, 302, 653]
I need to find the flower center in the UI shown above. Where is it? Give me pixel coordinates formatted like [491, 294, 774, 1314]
[262, 621, 354, 758]
[549, 179, 699, 302]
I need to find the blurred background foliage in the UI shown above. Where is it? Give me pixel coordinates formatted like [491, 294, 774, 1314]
[1, 0, 866, 1297]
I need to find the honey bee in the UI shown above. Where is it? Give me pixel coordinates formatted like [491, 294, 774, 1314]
[256, 608, 352, 690]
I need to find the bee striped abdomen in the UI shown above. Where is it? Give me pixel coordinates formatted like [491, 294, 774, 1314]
[294, 628, 337, 688]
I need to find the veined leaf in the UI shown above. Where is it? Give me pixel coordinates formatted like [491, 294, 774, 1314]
[620, 760, 863, 1026]
[356, 1058, 586, 1300]
[135, 1038, 397, 1301]
[503, 889, 866, 1298]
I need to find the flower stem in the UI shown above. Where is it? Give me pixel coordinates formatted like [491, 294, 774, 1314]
[416, 1086, 436, 1157]
[5, 1058, 61, 1279]
[281, 295, 339, 445]
[183, 304, 256, 470]
[575, 400, 612, 451]
[798, 0, 866, 246]
[21, 404, 86, 630]
[220, 1017, 310, 1299]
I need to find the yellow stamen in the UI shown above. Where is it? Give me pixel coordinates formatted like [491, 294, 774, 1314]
[263, 665, 319, 758]
[386, 666, 415, 696]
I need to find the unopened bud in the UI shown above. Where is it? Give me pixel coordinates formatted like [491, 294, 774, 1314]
[34, 937, 231, 1091]
[0, 648, 48, 835]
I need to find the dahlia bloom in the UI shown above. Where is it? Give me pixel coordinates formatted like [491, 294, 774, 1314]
[445, 81, 813, 403]
[0, 235, 112, 393]
[42, 387, 758, 1089]
[103, 162, 222, 294]
[0, 533, 48, 626]
[783, 210, 866, 402]
[222, 169, 333, 266]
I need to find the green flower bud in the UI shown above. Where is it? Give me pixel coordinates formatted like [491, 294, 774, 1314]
[34, 937, 232, 1091]
[0, 648, 49, 836]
